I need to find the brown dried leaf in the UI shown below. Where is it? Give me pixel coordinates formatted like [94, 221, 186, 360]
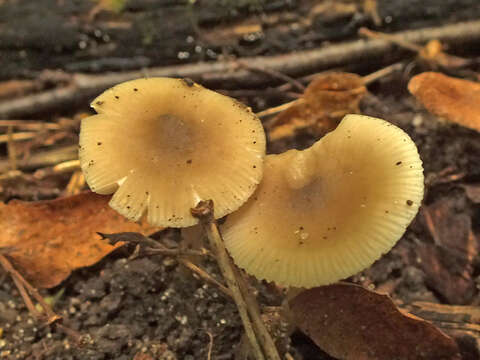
[268, 72, 366, 141]
[419, 197, 477, 304]
[408, 72, 480, 132]
[290, 284, 461, 360]
[462, 184, 480, 204]
[0, 192, 160, 288]
[419, 40, 471, 69]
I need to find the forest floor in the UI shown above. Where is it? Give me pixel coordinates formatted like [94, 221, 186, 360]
[1, 1, 480, 359]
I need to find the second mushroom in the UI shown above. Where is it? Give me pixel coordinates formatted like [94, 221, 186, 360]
[222, 114, 424, 288]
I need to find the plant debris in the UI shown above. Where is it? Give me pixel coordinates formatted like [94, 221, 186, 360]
[289, 283, 461, 360]
[408, 72, 480, 132]
[267, 72, 366, 142]
[0, 192, 160, 288]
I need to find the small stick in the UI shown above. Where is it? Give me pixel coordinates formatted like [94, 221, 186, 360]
[362, 62, 404, 85]
[0, 120, 61, 130]
[0, 131, 36, 144]
[0, 254, 60, 324]
[192, 200, 266, 360]
[64, 170, 85, 196]
[237, 61, 306, 92]
[7, 126, 17, 171]
[256, 99, 303, 119]
[181, 261, 233, 299]
[99, 232, 233, 298]
[359, 27, 422, 52]
[206, 331, 214, 360]
[257, 62, 403, 122]
[237, 270, 282, 360]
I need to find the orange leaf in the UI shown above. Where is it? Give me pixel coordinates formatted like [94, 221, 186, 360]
[0, 192, 161, 288]
[290, 283, 460, 360]
[408, 72, 480, 132]
[268, 72, 366, 141]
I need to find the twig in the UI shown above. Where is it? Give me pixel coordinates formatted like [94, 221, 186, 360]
[7, 126, 17, 171]
[64, 170, 85, 196]
[191, 201, 264, 360]
[0, 131, 37, 144]
[206, 331, 214, 360]
[0, 145, 77, 173]
[181, 261, 233, 299]
[192, 200, 281, 360]
[256, 99, 302, 119]
[0, 254, 60, 324]
[362, 62, 404, 85]
[0, 120, 61, 130]
[2, 20, 480, 118]
[98, 231, 233, 298]
[53, 159, 80, 173]
[257, 62, 404, 121]
[237, 270, 282, 360]
[359, 27, 422, 52]
[237, 61, 306, 92]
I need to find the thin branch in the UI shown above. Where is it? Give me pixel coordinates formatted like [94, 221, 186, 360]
[237, 270, 282, 360]
[206, 331, 214, 360]
[258, 62, 404, 121]
[256, 99, 302, 119]
[237, 61, 306, 92]
[192, 200, 281, 360]
[0, 145, 78, 173]
[182, 261, 232, 299]
[0, 254, 60, 324]
[7, 126, 17, 171]
[2, 20, 480, 118]
[192, 201, 265, 360]
[0, 131, 36, 144]
[0, 120, 61, 130]
[359, 27, 422, 52]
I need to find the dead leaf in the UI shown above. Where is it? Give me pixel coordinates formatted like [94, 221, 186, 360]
[408, 72, 480, 132]
[462, 184, 480, 204]
[420, 197, 477, 304]
[289, 283, 461, 360]
[419, 40, 471, 69]
[0, 192, 160, 288]
[268, 72, 366, 141]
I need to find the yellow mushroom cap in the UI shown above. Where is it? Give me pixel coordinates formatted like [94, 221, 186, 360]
[222, 114, 424, 288]
[79, 77, 266, 227]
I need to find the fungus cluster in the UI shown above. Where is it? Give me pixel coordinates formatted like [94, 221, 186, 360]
[80, 78, 424, 289]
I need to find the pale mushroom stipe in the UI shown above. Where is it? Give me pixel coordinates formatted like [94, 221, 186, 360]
[79, 77, 266, 227]
[222, 114, 424, 288]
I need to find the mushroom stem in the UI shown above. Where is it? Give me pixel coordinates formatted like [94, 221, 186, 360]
[192, 200, 280, 360]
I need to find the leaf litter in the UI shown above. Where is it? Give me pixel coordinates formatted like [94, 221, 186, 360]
[289, 284, 461, 360]
[0, 191, 160, 288]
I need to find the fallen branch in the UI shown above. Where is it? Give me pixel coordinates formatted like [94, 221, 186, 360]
[2, 20, 480, 118]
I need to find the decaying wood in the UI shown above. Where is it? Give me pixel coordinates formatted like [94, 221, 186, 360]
[1, 20, 480, 118]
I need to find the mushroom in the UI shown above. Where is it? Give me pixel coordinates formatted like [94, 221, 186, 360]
[79, 77, 266, 227]
[221, 114, 424, 288]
